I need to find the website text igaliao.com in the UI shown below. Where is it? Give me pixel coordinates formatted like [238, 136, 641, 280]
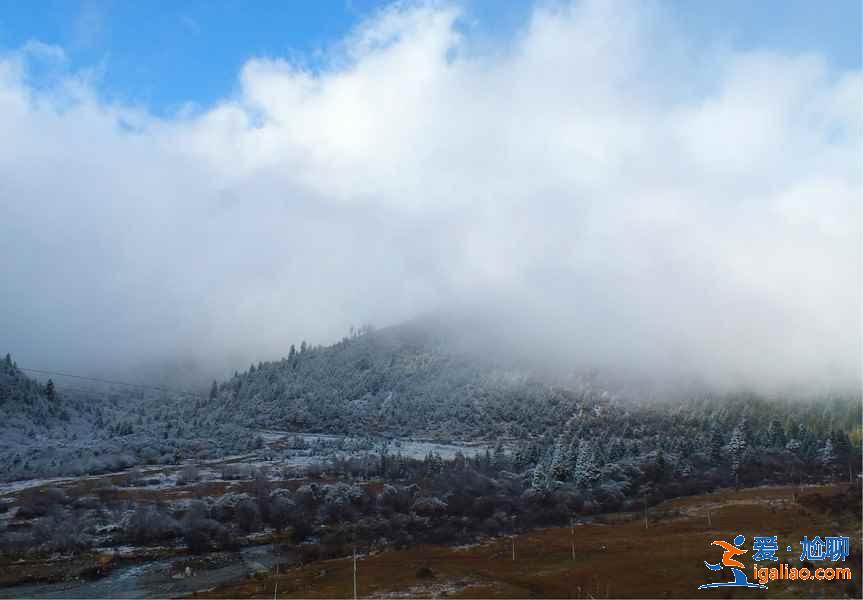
[753, 564, 852, 585]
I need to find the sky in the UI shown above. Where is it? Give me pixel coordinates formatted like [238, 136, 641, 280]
[0, 0, 860, 393]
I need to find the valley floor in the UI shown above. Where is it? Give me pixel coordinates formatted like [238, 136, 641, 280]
[194, 484, 861, 599]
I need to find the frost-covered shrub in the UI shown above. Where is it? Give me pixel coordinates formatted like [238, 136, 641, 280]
[36, 512, 92, 553]
[211, 492, 252, 522]
[411, 496, 447, 516]
[176, 465, 200, 485]
[378, 484, 414, 513]
[295, 483, 321, 512]
[124, 504, 180, 545]
[17, 487, 68, 518]
[220, 464, 250, 480]
[182, 502, 232, 554]
[318, 483, 364, 523]
[268, 496, 295, 532]
[235, 499, 259, 532]
[322, 483, 364, 507]
[126, 467, 144, 487]
[269, 488, 293, 500]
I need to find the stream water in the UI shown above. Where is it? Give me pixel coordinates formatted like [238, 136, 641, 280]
[0, 545, 280, 599]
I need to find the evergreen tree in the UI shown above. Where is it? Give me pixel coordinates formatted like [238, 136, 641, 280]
[709, 426, 724, 461]
[573, 441, 598, 488]
[492, 442, 507, 470]
[830, 430, 854, 482]
[209, 380, 218, 400]
[767, 419, 786, 448]
[653, 448, 668, 482]
[45, 379, 55, 401]
[818, 438, 836, 475]
[727, 424, 747, 486]
[531, 460, 550, 490]
[549, 439, 566, 481]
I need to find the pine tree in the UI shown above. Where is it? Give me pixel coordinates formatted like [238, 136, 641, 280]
[654, 448, 668, 482]
[709, 426, 724, 461]
[209, 380, 218, 400]
[830, 430, 853, 482]
[818, 438, 836, 475]
[531, 460, 549, 490]
[493, 442, 507, 470]
[573, 441, 598, 488]
[45, 379, 55, 401]
[767, 419, 786, 448]
[727, 425, 747, 487]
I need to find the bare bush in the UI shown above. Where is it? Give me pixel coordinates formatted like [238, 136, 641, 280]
[220, 464, 250, 480]
[411, 496, 447, 517]
[17, 487, 68, 518]
[182, 515, 232, 554]
[176, 465, 200, 486]
[124, 504, 180, 545]
[235, 499, 259, 532]
[268, 496, 294, 532]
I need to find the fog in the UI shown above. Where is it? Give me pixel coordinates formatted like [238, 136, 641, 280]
[1, 1, 859, 394]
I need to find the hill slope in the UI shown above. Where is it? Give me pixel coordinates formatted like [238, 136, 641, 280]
[208, 322, 599, 439]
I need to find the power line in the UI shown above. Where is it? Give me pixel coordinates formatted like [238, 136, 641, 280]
[19, 367, 206, 399]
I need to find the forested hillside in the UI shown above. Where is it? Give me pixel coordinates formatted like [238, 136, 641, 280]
[208, 325, 861, 498]
[208, 323, 596, 439]
[3, 321, 860, 493]
[0, 354, 258, 482]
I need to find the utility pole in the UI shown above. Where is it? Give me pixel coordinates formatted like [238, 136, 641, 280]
[353, 546, 358, 600]
[511, 515, 517, 561]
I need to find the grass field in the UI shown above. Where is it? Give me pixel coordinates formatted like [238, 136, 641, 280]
[195, 484, 861, 599]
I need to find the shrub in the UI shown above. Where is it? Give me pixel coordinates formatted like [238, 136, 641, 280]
[416, 566, 435, 579]
[220, 464, 250, 480]
[36, 512, 92, 553]
[124, 505, 180, 545]
[18, 487, 68, 518]
[236, 499, 259, 532]
[411, 496, 447, 517]
[182, 516, 231, 554]
[299, 543, 321, 564]
[268, 497, 294, 532]
[176, 465, 200, 486]
[290, 516, 314, 543]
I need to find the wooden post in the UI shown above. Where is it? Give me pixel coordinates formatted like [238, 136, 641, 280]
[273, 582, 278, 600]
[511, 516, 517, 561]
[571, 516, 575, 560]
[707, 510, 711, 527]
[353, 547, 358, 600]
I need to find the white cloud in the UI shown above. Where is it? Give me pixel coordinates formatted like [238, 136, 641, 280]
[0, 0, 859, 393]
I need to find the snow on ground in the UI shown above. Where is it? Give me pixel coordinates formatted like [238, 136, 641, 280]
[0, 430, 499, 496]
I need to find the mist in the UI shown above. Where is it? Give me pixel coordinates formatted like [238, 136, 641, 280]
[1, 1, 859, 394]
